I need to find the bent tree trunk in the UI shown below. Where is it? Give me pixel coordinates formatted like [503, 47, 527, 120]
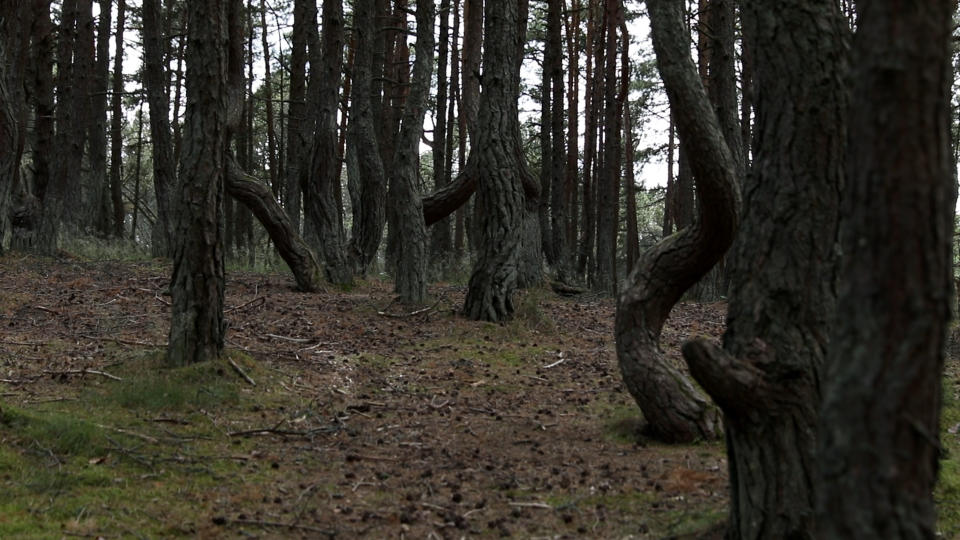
[614, 0, 740, 443]
[225, 159, 324, 292]
[387, 0, 434, 303]
[682, 1, 847, 537]
[816, 2, 953, 537]
[462, 0, 527, 322]
[167, 0, 230, 366]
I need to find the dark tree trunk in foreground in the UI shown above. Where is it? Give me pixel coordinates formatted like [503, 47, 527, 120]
[387, 0, 434, 303]
[345, 0, 387, 275]
[462, 0, 527, 321]
[682, 1, 848, 536]
[142, 0, 176, 256]
[167, 0, 229, 366]
[816, 2, 953, 537]
[614, 0, 740, 443]
[0, 5, 25, 253]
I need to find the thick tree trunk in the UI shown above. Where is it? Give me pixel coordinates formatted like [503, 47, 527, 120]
[0, 9, 24, 253]
[682, 0, 847, 536]
[109, 0, 127, 238]
[167, 0, 230, 366]
[614, 0, 740, 443]
[816, 2, 953, 537]
[462, 0, 528, 321]
[142, 0, 176, 256]
[345, 0, 387, 276]
[226, 158, 324, 292]
[304, 0, 351, 284]
[387, 0, 434, 303]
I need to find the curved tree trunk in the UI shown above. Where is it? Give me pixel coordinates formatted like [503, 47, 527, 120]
[387, 0, 434, 303]
[816, 2, 953, 537]
[682, 0, 848, 536]
[614, 0, 740, 443]
[167, 0, 230, 366]
[462, 0, 527, 321]
[345, 0, 387, 276]
[225, 159, 324, 292]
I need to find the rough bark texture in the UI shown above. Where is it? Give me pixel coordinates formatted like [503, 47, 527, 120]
[304, 0, 351, 284]
[429, 0, 454, 267]
[259, 0, 279, 195]
[284, 0, 308, 231]
[816, 2, 954, 537]
[563, 0, 580, 259]
[167, 0, 229, 366]
[90, 0, 112, 236]
[682, 1, 848, 537]
[547, 0, 567, 281]
[109, 0, 127, 237]
[594, 0, 622, 294]
[142, 0, 176, 256]
[462, 0, 482, 142]
[0, 5, 23, 253]
[225, 158, 324, 292]
[387, 0, 434, 303]
[614, 0, 740, 443]
[462, 0, 526, 322]
[345, 0, 387, 275]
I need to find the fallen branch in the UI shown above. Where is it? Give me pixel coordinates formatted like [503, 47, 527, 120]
[225, 295, 265, 314]
[80, 334, 165, 348]
[44, 368, 123, 381]
[542, 357, 567, 369]
[508, 501, 553, 509]
[34, 305, 61, 315]
[227, 357, 256, 386]
[265, 333, 312, 343]
[377, 298, 443, 318]
[95, 423, 159, 443]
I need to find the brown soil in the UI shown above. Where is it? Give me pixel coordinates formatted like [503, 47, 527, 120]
[0, 254, 729, 539]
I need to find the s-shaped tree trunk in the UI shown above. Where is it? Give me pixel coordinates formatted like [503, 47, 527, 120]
[614, 0, 740, 443]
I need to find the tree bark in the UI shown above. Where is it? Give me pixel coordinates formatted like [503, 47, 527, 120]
[614, 0, 740, 443]
[345, 0, 387, 276]
[0, 4, 26, 253]
[167, 0, 230, 366]
[90, 0, 112, 236]
[816, 2, 954, 537]
[259, 0, 279, 196]
[387, 0, 434, 303]
[462, 0, 528, 321]
[594, 0, 622, 294]
[682, 0, 848, 536]
[547, 0, 568, 281]
[284, 0, 308, 231]
[429, 0, 454, 268]
[142, 0, 176, 256]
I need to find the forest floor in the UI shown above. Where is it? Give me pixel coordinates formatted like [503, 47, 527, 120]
[0, 253, 958, 539]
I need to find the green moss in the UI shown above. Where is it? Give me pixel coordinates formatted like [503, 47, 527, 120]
[103, 355, 243, 411]
[1, 407, 107, 457]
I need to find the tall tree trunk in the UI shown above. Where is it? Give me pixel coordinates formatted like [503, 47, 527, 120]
[90, 0, 112, 236]
[816, 2, 954, 537]
[304, 0, 351, 284]
[462, 0, 528, 321]
[429, 0, 454, 268]
[142, 0, 176, 256]
[547, 0, 567, 281]
[387, 0, 434, 303]
[171, 8, 187, 168]
[109, 0, 127, 238]
[683, 0, 847, 535]
[538, 52, 554, 267]
[0, 3, 27, 253]
[577, 0, 599, 277]
[594, 0, 622, 294]
[345, 0, 387, 275]
[259, 0, 279, 195]
[285, 0, 308, 231]
[130, 103, 144, 240]
[462, 0, 483, 143]
[622, 28, 639, 272]
[563, 0, 580, 261]
[167, 0, 231, 366]
[615, 0, 740, 443]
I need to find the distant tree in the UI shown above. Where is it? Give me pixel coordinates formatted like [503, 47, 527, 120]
[387, 0, 435, 303]
[90, 0, 112, 236]
[816, 1, 954, 536]
[167, 0, 232, 366]
[109, 0, 127, 238]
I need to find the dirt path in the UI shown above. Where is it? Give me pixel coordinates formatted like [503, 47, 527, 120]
[0, 255, 728, 538]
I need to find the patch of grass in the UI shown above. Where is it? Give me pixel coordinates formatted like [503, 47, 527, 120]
[1, 407, 107, 457]
[657, 507, 727, 537]
[507, 288, 557, 336]
[937, 361, 960, 537]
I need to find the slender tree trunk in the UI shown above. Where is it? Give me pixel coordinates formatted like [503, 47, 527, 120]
[594, 0, 622, 294]
[683, 0, 847, 535]
[285, 0, 308, 231]
[577, 0, 598, 277]
[142, 0, 176, 256]
[615, 0, 741, 443]
[564, 0, 580, 260]
[547, 0, 567, 281]
[538, 55, 554, 267]
[259, 0, 279, 195]
[662, 113, 675, 235]
[388, 0, 434, 303]
[0, 5, 25, 253]
[462, 0, 528, 321]
[168, 0, 230, 366]
[429, 0, 453, 269]
[130, 103, 144, 240]
[462, 0, 483, 143]
[817, 2, 954, 537]
[109, 0, 127, 238]
[345, 0, 387, 275]
[622, 29, 639, 272]
[171, 9, 187, 168]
